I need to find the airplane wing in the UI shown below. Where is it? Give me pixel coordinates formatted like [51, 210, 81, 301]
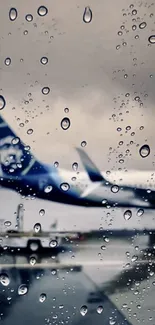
[76, 148, 104, 182]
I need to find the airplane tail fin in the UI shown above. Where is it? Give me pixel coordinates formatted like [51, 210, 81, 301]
[76, 148, 105, 182]
[0, 115, 35, 176]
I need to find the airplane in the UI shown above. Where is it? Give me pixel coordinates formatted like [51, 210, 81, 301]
[0, 114, 155, 209]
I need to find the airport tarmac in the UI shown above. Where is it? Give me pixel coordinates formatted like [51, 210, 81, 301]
[0, 236, 154, 325]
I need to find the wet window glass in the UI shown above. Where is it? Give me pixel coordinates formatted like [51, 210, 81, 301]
[0, 1, 155, 324]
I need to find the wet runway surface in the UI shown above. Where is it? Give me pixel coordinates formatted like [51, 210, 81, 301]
[0, 237, 155, 325]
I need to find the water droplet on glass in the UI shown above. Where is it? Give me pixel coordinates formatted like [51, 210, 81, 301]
[9, 8, 18, 21]
[137, 208, 144, 217]
[40, 57, 48, 65]
[49, 239, 58, 248]
[44, 185, 53, 193]
[29, 256, 36, 266]
[4, 221, 11, 227]
[39, 293, 47, 302]
[64, 107, 69, 113]
[60, 182, 70, 192]
[42, 87, 50, 95]
[97, 306, 103, 314]
[139, 144, 150, 158]
[34, 223, 41, 233]
[80, 305, 88, 316]
[0, 273, 10, 286]
[37, 6, 48, 17]
[25, 14, 33, 22]
[109, 318, 116, 325]
[23, 30, 28, 35]
[72, 162, 78, 171]
[39, 209, 45, 216]
[116, 45, 121, 50]
[27, 128, 33, 135]
[118, 31, 123, 36]
[126, 125, 131, 131]
[124, 74, 128, 79]
[5, 57, 11, 66]
[132, 24, 137, 30]
[81, 141, 87, 147]
[83, 7, 92, 23]
[124, 209, 132, 220]
[111, 185, 119, 193]
[148, 35, 155, 44]
[139, 22, 147, 29]
[131, 255, 138, 262]
[18, 284, 28, 296]
[101, 245, 106, 250]
[0, 95, 6, 110]
[132, 9, 137, 15]
[61, 117, 70, 130]
[54, 161, 59, 168]
[12, 137, 20, 145]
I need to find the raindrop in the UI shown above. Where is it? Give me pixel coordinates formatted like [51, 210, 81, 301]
[131, 255, 138, 262]
[4, 57, 11, 66]
[37, 6, 48, 17]
[29, 256, 36, 266]
[61, 117, 70, 130]
[72, 162, 78, 171]
[64, 107, 69, 113]
[44, 185, 53, 193]
[12, 137, 20, 145]
[137, 208, 144, 217]
[39, 209, 45, 216]
[49, 239, 58, 248]
[39, 293, 47, 303]
[25, 14, 33, 22]
[139, 144, 150, 158]
[124, 74, 128, 79]
[23, 30, 28, 35]
[40, 57, 48, 65]
[109, 318, 116, 325]
[34, 223, 41, 233]
[18, 284, 28, 296]
[80, 305, 88, 316]
[116, 45, 121, 50]
[81, 141, 87, 147]
[119, 159, 124, 164]
[126, 125, 131, 131]
[0, 273, 10, 286]
[42, 87, 50, 95]
[132, 9, 137, 15]
[118, 31, 123, 36]
[54, 161, 59, 168]
[132, 25, 137, 30]
[9, 8, 18, 21]
[124, 210, 132, 220]
[139, 22, 147, 29]
[134, 96, 140, 101]
[83, 7, 92, 23]
[101, 245, 106, 250]
[117, 127, 122, 132]
[4, 221, 11, 227]
[97, 306, 103, 314]
[111, 185, 119, 193]
[60, 182, 70, 192]
[0, 95, 6, 110]
[27, 128, 33, 135]
[148, 35, 155, 44]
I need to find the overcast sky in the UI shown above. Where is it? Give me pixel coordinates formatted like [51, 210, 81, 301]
[1, 0, 155, 231]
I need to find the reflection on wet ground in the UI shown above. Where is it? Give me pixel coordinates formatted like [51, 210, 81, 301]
[0, 235, 155, 325]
